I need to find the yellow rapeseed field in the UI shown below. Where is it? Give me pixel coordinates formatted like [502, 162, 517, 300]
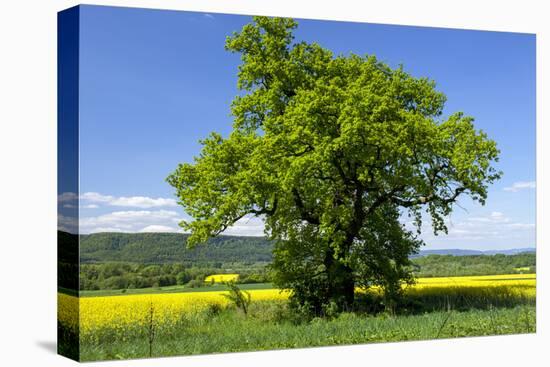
[58, 274, 535, 337]
[405, 273, 536, 299]
[59, 288, 288, 336]
[204, 273, 240, 283]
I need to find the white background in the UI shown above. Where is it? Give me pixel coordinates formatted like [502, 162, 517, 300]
[0, 0, 547, 366]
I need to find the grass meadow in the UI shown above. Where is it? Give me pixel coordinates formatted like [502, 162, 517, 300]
[58, 274, 536, 361]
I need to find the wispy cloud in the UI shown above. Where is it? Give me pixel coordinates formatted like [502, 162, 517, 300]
[223, 216, 266, 237]
[406, 211, 535, 244]
[57, 192, 78, 203]
[58, 191, 178, 209]
[58, 214, 78, 234]
[59, 190, 268, 235]
[63, 203, 98, 209]
[81, 192, 178, 208]
[77, 208, 267, 235]
[80, 210, 183, 233]
[203, 13, 215, 19]
[503, 181, 536, 192]
[140, 225, 178, 233]
[467, 211, 509, 223]
[78, 207, 268, 235]
[63, 190, 532, 243]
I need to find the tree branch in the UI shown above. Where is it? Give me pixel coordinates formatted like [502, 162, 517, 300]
[391, 186, 466, 208]
[366, 186, 406, 216]
[292, 188, 320, 225]
[250, 197, 279, 216]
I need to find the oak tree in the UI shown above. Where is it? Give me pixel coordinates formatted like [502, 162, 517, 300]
[167, 17, 501, 313]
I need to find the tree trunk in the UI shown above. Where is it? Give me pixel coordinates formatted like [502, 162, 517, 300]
[324, 246, 355, 311]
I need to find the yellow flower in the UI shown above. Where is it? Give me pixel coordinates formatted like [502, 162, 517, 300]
[204, 273, 240, 283]
[58, 273, 535, 337]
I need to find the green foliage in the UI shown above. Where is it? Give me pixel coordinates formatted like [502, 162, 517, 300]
[222, 282, 252, 315]
[78, 231, 273, 265]
[352, 205, 423, 313]
[167, 17, 501, 313]
[78, 254, 275, 292]
[57, 321, 79, 361]
[58, 231, 79, 291]
[185, 279, 205, 289]
[176, 271, 191, 285]
[79, 262, 213, 291]
[77, 249, 535, 293]
[413, 253, 536, 277]
[235, 269, 271, 284]
[74, 230, 534, 274]
[78, 304, 535, 361]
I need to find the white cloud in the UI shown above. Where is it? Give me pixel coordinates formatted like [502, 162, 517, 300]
[77, 206, 266, 236]
[80, 192, 113, 203]
[109, 196, 177, 208]
[74, 205, 534, 250]
[57, 192, 77, 203]
[80, 210, 183, 234]
[203, 13, 215, 19]
[503, 181, 536, 192]
[58, 191, 178, 209]
[63, 203, 98, 209]
[409, 211, 535, 244]
[222, 216, 266, 237]
[490, 211, 505, 219]
[58, 214, 78, 234]
[140, 225, 178, 233]
[467, 211, 510, 223]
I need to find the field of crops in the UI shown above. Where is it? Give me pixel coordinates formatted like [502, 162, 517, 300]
[204, 273, 239, 283]
[59, 288, 288, 336]
[57, 274, 536, 360]
[409, 274, 536, 297]
[58, 274, 535, 336]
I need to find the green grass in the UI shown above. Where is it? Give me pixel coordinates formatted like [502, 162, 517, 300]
[66, 281, 536, 361]
[72, 283, 275, 297]
[78, 302, 535, 361]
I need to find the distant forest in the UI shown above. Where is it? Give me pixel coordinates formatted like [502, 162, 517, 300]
[76, 253, 534, 291]
[77, 231, 534, 265]
[56, 231, 536, 292]
[79, 232, 273, 266]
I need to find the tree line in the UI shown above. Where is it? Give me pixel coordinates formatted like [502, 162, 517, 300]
[78, 253, 534, 291]
[413, 253, 535, 277]
[79, 262, 270, 291]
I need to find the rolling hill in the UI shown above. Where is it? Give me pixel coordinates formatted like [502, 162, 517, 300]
[78, 232, 273, 264]
[57, 231, 536, 265]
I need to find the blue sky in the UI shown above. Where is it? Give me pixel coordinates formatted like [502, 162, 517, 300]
[64, 5, 536, 250]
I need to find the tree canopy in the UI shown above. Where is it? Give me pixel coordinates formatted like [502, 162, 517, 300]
[167, 17, 501, 313]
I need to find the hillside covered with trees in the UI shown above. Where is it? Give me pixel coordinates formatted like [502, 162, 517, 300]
[75, 231, 534, 265]
[65, 231, 535, 292]
[79, 232, 273, 265]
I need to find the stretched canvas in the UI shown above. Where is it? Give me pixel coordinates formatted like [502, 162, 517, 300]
[57, 4, 536, 362]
